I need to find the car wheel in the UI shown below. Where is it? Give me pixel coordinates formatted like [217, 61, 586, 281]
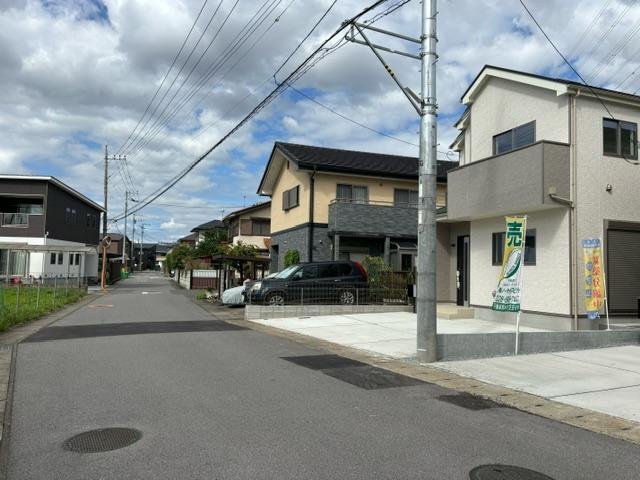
[265, 292, 285, 306]
[338, 290, 355, 305]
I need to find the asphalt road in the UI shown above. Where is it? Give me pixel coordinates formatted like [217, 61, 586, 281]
[4, 272, 640, 479]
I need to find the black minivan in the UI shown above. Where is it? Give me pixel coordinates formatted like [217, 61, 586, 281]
[245, 261, 368, 306]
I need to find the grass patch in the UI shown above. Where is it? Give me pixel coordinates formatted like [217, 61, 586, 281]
[0, 285, 87, 332]
[195, 290, 208, 300]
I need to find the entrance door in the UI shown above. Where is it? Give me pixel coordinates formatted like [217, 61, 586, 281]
[456, 235, 470, 306]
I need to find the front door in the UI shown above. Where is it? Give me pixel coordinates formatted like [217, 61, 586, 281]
[456, 235, 470, 306]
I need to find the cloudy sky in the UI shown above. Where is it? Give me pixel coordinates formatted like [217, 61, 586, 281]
[1, 0, 639, 243]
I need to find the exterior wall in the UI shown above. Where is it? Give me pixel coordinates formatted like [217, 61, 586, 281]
[231, 202, 271, 249]
[0, 179, 47, 238]
[45, 183, 101, 245]
[270, 158, 311, 233]
[469, 77, 569, 161]
[328, 202, 417, 237]
[574, 95, 640, 315]
[468, 209, 571, 317]
[436, 223, 451, 302]
[269, 224, 331, 271]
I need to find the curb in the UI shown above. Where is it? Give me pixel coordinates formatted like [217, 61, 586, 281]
[194, 300, 640, 446]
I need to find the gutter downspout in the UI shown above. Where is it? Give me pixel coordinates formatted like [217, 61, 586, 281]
[308, 168, 316, 262]
[570, 92, 579, 330]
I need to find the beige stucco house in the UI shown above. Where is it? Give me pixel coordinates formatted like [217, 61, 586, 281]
[443, 65, 639, 330]
[257, 142, 456, 272]
[223, 201, 271, 254]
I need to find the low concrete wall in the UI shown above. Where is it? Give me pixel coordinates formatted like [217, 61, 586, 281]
[437, 330, 640, 361]
[474, 306, 573, 331]
[245, 304, 413, 320]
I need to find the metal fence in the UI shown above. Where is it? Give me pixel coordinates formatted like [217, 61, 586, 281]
[0, 274, 88, 331]
[244, 272, 412, 306]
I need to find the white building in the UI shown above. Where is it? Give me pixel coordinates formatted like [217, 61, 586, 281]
[440, 65, 639, 330]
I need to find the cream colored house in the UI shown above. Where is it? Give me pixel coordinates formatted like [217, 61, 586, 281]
[257, 142, 456, 272]
[444, 65, 640, 330]
[223, 201, 271, 253]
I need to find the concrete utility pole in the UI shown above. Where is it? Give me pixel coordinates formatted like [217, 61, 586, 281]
[416, 0, 438, 363]
[103, 146, 126, 239]
[139, 224, 145, 271]
[131, 215, 136, 272]
[122, 190, 129, 267]
[345, 0, 439, 362]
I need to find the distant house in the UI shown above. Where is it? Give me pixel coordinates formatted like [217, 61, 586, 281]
[178, 232, 198, 247]
[0, 175, 104, 282]
[190, 219, 226, 246]
[257, 142, 457, 271]
[133, 243, 157, 270]
[223, 201, 271, 255]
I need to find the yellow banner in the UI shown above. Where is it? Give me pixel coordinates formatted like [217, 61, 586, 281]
[582, 239, 604, 319]
[492, 216, 527, 312]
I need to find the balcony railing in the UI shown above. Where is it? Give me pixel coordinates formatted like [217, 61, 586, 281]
[328, 199, 418, 237]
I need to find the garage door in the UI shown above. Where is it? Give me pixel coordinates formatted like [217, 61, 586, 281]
[607, 229, 640, 313]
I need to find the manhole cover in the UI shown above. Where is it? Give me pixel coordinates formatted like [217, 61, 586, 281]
[63, 428, 142, 453]
[469, 464, 555, 480]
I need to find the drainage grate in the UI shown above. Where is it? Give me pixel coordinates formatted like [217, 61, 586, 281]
[63, 427, 142, 453]
[282, 354, 425, 390]
[282, 354, 366, 370]
[437, 394, 501, 410]
[469, 464, 555, 480]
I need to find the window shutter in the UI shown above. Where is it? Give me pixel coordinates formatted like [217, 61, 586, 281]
[240, 219, 252, 235]
[353, 186, 368, 204]
[282, 190, 288, 210]
[337, 184, 351, 201]
[513, 121, 535, 149]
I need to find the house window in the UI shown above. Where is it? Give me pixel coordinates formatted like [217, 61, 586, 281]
[252, 219, 270, 236]
[65, 208, 71, 224]
[57, 253, 63, 265]
[603, 119, 638, 159]
[492, 230, 536, 266]
[401, 254, 413, 272]
[336, 184, 368, 203]
[86, 213, 91, 226]
[282, 186, 299, 211]
[493, 121, 536, 155]
[394, 189, 419, 207]
[50, 252, 56, 265]
[71, 209, 77, 224]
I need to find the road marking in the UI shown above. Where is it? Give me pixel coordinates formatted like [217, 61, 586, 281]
[88, 304, 114, 308]
[141, 291, 162, 295]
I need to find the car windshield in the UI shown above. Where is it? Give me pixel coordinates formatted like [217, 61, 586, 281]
[272, 265, 298, 279]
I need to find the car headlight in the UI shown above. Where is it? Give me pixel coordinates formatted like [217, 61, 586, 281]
[250, 282, 262, 292]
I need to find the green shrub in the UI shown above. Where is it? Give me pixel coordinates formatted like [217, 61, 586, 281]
[284, 249, 300, 267]
[195, 290, 208, 300]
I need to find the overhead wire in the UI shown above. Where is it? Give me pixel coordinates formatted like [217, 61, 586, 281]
[126, 0, 280, 157]
[587, 18, 640, 85]
[110, 0, 393, 222]
[121, 0, 227, 155]
[115, 0, 211, 156]
[518, 0, 639, 166]
[568, 0, 611, 59]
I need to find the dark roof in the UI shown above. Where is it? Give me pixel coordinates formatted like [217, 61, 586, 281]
[274, 142, 457, 182]
[191, 219, 226, 232]
[462, 65, 640, 103]
[222, 201, 271, 222]
[179, 232, 198, 242]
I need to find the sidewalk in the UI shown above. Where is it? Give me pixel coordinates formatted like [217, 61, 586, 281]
[436, 346, 640, 423]
[250, 312, 640, 426]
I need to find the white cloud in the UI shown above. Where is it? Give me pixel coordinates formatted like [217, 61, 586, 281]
[2, 0, 639, 241]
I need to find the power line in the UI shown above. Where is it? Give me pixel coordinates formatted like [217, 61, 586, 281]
[569, 0, 611, 60]
[587, 18, 640, 85]
[110, 0, 392, 222]
[126, 0, 280, 157]
[579, 2, 631, 70]
[115, 0, 211, 156]
[121, 0, 228, 155]
[518, 0, 638, 166]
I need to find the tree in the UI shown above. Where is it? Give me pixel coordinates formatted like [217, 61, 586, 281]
[166, 243, 193, 271]
[221, 241, 259, 280]
[284, 249, 300, 267]
[194, 229, 227, 258]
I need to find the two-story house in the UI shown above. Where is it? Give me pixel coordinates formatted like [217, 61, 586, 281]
[190, 219, 226, 246]
[223, 201, 271, 255]
[0, 175, 104, 282]
[257, 142, 457, 272]
[444, 65, 640, 330]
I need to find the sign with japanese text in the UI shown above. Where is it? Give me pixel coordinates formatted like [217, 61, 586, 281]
[582, 238, 604, 320]
[492, 216, 527, 312]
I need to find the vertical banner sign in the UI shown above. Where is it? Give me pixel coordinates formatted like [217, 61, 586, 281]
[492, 216, 527, 312]
[582, 238, 604, 319]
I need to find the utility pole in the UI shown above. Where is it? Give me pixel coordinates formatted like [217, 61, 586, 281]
[139, 224, 145, 271]
[416, 0, 438, 363]
[122, 190, 129, 267]
[131, 215, 136, 273]
[103, 146, 126, 239]
[345, 1, 439, 362]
